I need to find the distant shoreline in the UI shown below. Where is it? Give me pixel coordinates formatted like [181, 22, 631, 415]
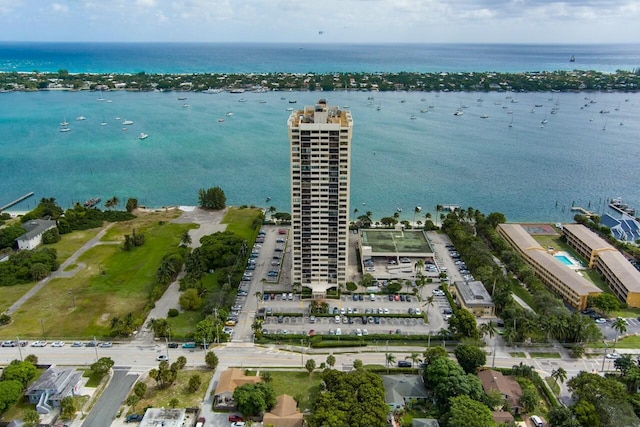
[1, 69, 639, 94]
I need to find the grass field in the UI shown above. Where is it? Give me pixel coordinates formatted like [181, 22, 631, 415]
[49, 228, 102, 262]
[0, 282, 36, 313]
[1, 212, 193, 338]
[529, 352, 561, 358]
[135, 369, 214, 410]
[612, 335, 640, 349]
[222, 207, 263, 241]
[265, 370, 322, 411]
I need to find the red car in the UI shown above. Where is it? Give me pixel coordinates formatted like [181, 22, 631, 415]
[229, 414, 243, 422]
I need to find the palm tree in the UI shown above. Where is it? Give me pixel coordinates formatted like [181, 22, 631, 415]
[613, 318, 628, 343]
[254, 291, 263, 308]
[413, 206, 421, 227]
[406, 352, 422, 372]
[551, 367, 567, 385]
[104, 196, 119, 210]
[385, 353, 396, 373]
[435, 205, 443, 226]
[268, 206, 277, 219]
[180, 231, 192, 247]
[422, 295, 435, 316]
[479, 321, 497, 339]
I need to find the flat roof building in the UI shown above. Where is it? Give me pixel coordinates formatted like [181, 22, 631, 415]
[497, 223, 601, 310]
[453, 280, 495, 318]
[139, 408, 186, 427]
[288, 100, 352, 295]
[563, 223, 640, 307]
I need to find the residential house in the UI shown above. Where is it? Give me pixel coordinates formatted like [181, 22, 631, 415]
[477, 369, 523, 414]
[213, 368, 262, 410]
[262, 394, 304, 427]
[25, 366, 82, 414]
[16, 219, 57, 250]
[382, 375, 429, 410]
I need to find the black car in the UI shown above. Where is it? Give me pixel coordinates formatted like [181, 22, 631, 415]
[398, 360, 412, 368]
[388, 294, 394, 301]
[126, 413, 144, 423]
[167, 342, 179, 348]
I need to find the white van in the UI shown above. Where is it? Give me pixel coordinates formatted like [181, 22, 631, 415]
[530, 415, 543, 427]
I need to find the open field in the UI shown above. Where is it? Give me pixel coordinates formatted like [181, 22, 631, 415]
[0, 282, 36, 313]
[49, 228, 102, 262]
[101, 209, 184, 242]
[265, 370, 322, 411]
[135, 369, 214, 410]
[0, 213, 193, 338]
[222, 207, 263, 241]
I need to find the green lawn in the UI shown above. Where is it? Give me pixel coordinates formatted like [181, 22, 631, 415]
[0, 282, 36, 313]
[1, 213, 193, 338]
[222, 207, 263, 241]
[545, 377, 561, 396]
[510, 281, 536, 310]
[264, 370, 322, 411]
[612, 335, 640, 349]
[136, 369, 214, 410]
[509, 352, 526, 358]
[49, 228, 102, 262]
[530, 352, 561, 358]
[167, 311, 202, 339]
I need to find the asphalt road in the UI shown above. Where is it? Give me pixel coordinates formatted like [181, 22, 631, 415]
[82, 368, 138, 427]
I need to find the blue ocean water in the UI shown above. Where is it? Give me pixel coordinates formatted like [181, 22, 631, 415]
[1, 43, 639, 222]
[0, 42, 639, 74]
[1, 89, 638, 223]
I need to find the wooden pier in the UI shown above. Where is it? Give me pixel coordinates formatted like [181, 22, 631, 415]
[570, 206, 597, 218]
[0, 192, 34, 212]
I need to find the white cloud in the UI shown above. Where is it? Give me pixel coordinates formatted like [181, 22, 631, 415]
[51, 2, 69, 13]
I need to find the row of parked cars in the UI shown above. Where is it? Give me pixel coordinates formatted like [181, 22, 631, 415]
[1, 340, 113, 348]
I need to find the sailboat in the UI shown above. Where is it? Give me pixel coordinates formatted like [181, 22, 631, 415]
[508, 116, 513, 128]
[97, 89, 105, 101]
[602, 119, 608, 131]
[540, 112, 548, 125]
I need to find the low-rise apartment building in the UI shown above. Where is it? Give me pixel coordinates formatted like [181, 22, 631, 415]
[563, 224, 640, 307]
[497, 223, 601, 310]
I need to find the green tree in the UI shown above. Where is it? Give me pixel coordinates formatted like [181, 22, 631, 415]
[0, 380, 23, 413]
[326, 354, 336, 368]
[448, 308, 479, 340]
[42, 227, 61, 244]
[198, 186, 226, 210]
[447, 395, 495, 427]
[589, 293, 621, 316]
[180, 230, 192, 247]
[104, 196, 120, 210]
[478, 321, 497, 339]
[147, 318, 171, 338]
[169, 397, 180, 408]
[126, 394, 140, 410]
[24, 354, 38, 365]
[133, 381, 147, 398]
[125, 198, 138, 212]
[385, 353, 396, 373]
[353, 359, 363, 370]
[306, 359, 316, 376]
[423, 346, 448, 365]
[261, 371, 273, 383]
[233, 382, 276, 416]
[188, 374, 202, 392]
[205, 351, 219, 370]
[90, 357, 114, 378]
[612, 317, 628, 342]
[454, 344, 486, 374]
[22, 408, 39, 427]
[175, 356, 187, 370]
[519, 386, 538, 412]
[179, 288, 203, 311]
[60, 395, 77, 419]
[547, 406, 580, 427]
[406, 352, 422, 372]
[551, 367, 568, 385]
[423, 357, 484, 407]
[2, 360, 38, 388]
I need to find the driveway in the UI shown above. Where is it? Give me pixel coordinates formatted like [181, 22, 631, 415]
[82, 368, 138, 427]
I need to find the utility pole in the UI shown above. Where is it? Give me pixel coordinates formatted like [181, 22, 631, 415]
[16, 336, 23, 361]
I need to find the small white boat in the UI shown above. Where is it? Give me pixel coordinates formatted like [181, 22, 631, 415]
[410, 115, 417, 120]
[178, 97, 187, 100]
[218, 118, 225, 123]
[60, 119, 69, 126]
[238, 98, 247, 103]
[59, 127, 71, 132]
[76, 116, 86, 121]
[182, 103, 190, 108]
[480, 114, 489, 119]
[259, 100, 267, 104]
[122, 120, 134, 125]
[100, 122, 108, 126]
[138, 133, 149, 140]
[454, 110, 464, 116]
[226, 111, 234, 116]
[122, 127, 128, 131]
[286, 107, 294, 111]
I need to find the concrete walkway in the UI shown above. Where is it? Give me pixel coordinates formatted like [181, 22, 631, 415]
[6, 223, 115, 315]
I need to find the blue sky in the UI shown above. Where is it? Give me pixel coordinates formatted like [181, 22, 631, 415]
[0, 0, 639, 43]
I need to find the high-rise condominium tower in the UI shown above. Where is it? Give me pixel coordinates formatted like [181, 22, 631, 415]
[287, 99, 353, 295]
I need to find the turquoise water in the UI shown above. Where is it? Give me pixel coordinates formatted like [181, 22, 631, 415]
[555, 255, 574, 266]
[1, 90, 639, 222]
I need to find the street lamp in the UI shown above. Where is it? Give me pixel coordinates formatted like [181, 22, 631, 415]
[601, 342, 609, 372]
[16, 336, 23, 361]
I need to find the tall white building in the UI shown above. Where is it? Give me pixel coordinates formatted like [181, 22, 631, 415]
[288, 99, 353, 295]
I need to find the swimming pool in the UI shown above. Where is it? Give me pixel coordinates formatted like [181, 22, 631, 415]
[555, 255, 573, 266]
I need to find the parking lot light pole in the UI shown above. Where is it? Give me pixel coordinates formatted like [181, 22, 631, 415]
[165, 337, 169, 359]
[601, 342, 609, 372]
[301, 339, 304, 367]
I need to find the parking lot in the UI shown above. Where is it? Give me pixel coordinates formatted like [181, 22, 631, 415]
[227, 227, 468, 341]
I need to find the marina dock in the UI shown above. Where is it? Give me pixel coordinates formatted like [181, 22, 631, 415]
[570, 206, 597, 218]
[0, 192, 34, 212]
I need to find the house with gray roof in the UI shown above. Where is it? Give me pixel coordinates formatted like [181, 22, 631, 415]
[453, 280, 495, 317]
[382, 374, 429, 410]
[16, 219, 57, 250]
[25, 366, 82, 414]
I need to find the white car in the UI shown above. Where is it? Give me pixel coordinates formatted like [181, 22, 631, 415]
[432, 289, 445, 296]
[606, 353, 622, 360]
[156, 354, 169, 361]
[595, 318, 607, 324]
[51, 341, 65, 347]
[415, 309, 422, 315]
[31, 341, 47, 347]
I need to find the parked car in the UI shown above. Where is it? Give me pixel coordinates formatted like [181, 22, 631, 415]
[51, 341, 65, 347]
[99, 342, 113, 348]
[71, 341, 83, 347]
[31, 341, 47, 347]
[181, 342, 196, 348]
[125, 413, 143, 423]
[229, 415, 243, 422]
[398, 360, 412, 368]
[1, 340, 16, 347]
[168, 342, 179, 348]
[85, 341, 98, 347]
[156, 354, 169, 361]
